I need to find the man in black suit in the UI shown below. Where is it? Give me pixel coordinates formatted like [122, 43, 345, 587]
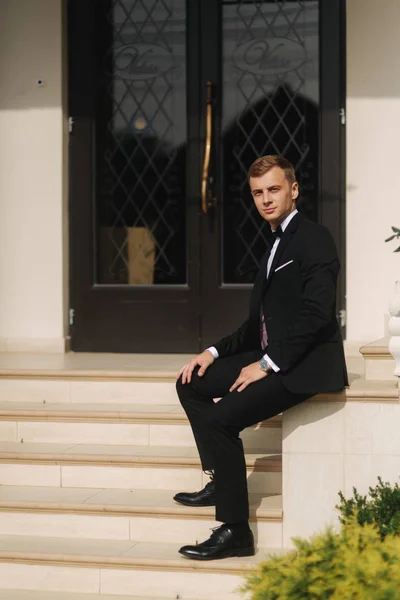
[175, 155, 348, 561]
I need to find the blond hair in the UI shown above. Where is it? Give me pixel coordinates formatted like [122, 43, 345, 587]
[248, 155, 296, 186]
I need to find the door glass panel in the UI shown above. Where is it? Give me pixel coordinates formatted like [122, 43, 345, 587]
[95, 0, 187, 285]
[222, 0, 319, 283]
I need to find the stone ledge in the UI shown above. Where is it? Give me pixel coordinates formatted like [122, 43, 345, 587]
[360, 336, 392, 358]
[359, 337, 397, 381]
[316, 379, 399, 403]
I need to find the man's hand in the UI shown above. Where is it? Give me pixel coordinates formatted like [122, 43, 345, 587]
[230, 361, 269, 393]
[177, 350, 215, 384]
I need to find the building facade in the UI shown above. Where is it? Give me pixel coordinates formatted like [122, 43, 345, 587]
[0, 0, 398, 355]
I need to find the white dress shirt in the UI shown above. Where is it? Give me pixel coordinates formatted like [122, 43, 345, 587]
[207, 209, 299, 373]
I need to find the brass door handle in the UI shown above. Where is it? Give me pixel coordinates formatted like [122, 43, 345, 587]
[201, 81, 215, 215]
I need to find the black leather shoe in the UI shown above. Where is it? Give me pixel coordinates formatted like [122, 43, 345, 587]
[179, 524, 255, 561]
[173, 480, 216, 507]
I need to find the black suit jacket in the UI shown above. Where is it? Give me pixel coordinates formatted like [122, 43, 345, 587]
[213, 213, 348, 395]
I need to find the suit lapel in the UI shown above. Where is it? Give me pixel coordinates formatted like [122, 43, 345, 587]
[249, 244, 272, 319]
[264, 212, 303, 291]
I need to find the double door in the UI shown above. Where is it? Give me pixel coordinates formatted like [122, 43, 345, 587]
[68, 0, 345, 352]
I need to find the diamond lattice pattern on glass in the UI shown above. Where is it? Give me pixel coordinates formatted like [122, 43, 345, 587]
[222, 0, 319, 283]
[96, 0, 187, 285]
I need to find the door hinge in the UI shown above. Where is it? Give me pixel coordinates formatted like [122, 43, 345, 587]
[69, 308, 75, 326]
[68, 116, 74, 134]
[340, 108, 346, 125]
[338, 309, 346, 328]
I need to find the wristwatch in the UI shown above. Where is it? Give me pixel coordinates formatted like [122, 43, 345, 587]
[259, 357, 272, 373]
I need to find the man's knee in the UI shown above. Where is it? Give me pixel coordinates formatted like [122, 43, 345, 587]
[176, 367, 216, 406]
[176, 375, 188, 401]
[176, 372, 199, 402]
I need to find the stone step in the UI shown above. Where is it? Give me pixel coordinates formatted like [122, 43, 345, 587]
[0, 593, 187, 600]
[0, 535, 285, 599]
[0, 401, 282, 451]
[0, 354, 188, 406]
[0, 442, 282, 494]
[0, 378, 179, 406]
[0, 485, 282, 548]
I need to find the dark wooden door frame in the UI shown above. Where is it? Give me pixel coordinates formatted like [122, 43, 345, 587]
[68, 0, 202, 352]
[319, 0, 347, 335]
[68, 0, 347, 352]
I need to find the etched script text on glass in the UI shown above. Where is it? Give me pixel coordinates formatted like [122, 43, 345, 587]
[96, 0, 187, 285]
[222, 0, 319, 284]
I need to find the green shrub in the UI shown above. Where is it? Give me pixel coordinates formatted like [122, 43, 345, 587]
[241, 522, 400, 600]
[336, 477, 400, 539]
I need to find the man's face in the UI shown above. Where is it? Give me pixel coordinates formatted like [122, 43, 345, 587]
[249, 166, 299, 228]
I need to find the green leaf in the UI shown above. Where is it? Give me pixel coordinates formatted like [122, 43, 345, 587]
[385, 235, 397, 242]
[391, 226, 400, 233]
[394, 246, 400, 252]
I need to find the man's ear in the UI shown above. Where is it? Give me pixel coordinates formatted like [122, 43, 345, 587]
[292, 182, 299, 200]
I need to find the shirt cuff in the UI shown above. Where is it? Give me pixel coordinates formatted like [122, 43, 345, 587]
[263, 352, 280, 372]
[206, 346, 219, 360]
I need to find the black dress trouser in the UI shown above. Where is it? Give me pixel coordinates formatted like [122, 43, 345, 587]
[176, 349, 312, 524]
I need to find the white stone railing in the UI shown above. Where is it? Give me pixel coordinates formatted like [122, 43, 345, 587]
[389, 280, 400, 377]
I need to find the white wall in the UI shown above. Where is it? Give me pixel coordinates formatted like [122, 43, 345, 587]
[346, 0, 400, 343]
[0, 0, 67, 351]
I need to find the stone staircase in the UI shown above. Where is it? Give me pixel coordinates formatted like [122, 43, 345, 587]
[0, 355, 286, 599]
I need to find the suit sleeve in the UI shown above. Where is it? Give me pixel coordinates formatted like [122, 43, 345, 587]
[212, 318, 250, 358]
[265, 227, 340, 373]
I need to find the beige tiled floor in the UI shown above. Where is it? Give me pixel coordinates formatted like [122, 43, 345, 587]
[0, 441, 77, 454]
[0, 534, 138, 557]
[0, 486, 100, 504]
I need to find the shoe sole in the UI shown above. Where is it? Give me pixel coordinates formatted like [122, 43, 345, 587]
[173, 497, 216, 507]
[179, 547, 255, 561]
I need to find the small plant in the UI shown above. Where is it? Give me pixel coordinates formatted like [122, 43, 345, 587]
[385, 226, 400, 252]
[241, 521, 400, 600]
[336, 477, 400, 540]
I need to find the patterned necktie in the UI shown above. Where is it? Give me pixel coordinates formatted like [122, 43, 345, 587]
[260, 225, 283, 349]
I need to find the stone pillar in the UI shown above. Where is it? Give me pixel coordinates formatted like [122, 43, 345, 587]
[0, 0, 67, 352]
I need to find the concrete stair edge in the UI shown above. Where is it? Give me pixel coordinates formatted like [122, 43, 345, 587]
[0, 486, 282, 521]
[0, 443, 282, 471]
[0, 592, 200, 600]
[0, 535, 283, 575]
[0, 592, 192, 600]
[0, 403, 282, 428]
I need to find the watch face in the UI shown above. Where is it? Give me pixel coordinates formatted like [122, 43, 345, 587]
[260, 358, 269, 371]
